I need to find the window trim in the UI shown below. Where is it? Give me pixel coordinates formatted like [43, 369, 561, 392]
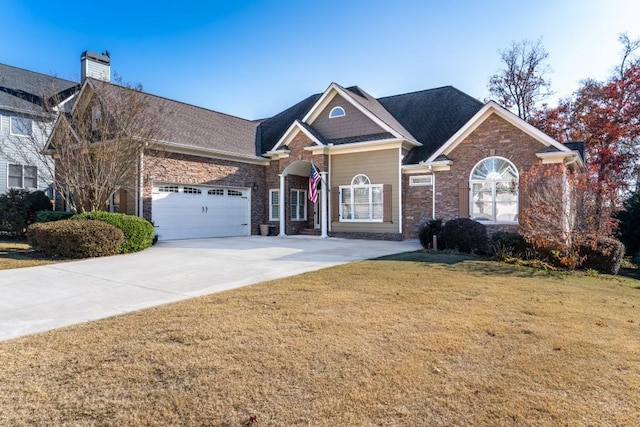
[329, 106, 346, 118]
[469, 156, 519, 224]
[409, 175, 433, 186]
[269, 189, 279, 221]
[339, 174, 384, 222]
[10, 116, 33, 137]
[290, 188, 307, 221]
[7, 164, 38, 189]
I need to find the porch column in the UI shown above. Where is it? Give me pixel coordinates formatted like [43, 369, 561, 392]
[320, 171, 328, 238]
[278, 173, 286, 236]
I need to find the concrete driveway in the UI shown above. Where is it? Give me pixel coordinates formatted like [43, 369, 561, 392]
[0, 236, 420, 341]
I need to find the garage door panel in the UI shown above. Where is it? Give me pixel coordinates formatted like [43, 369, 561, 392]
[152, 185, 250, 240]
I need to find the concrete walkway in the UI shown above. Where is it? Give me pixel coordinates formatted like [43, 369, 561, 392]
[0, 236, 421, 341]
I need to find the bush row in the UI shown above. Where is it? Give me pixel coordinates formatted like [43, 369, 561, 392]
[418, 218, 626, 275]
[73, 211, 155, 253]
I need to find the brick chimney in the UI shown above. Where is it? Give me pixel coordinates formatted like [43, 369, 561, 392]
[81, 51, 110, 82]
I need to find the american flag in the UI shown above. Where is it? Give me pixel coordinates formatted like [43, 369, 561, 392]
[309, 164, 321, 204]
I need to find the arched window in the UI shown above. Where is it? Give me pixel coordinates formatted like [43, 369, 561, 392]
[339, 174, 383, 221]
[329, 106, 346, 118]
[470, 157, 518, 223]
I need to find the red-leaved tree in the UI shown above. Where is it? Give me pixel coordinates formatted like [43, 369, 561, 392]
[532, 35, 640, 235]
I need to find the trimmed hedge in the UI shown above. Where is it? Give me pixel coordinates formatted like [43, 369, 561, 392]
[580, 237, 626, 275]
[35, 210, 75, 223]
[72, 212, 155, 253]
[28, 219, 124, 258]
[418, 219, 444, 249]
[443, 218, 488, 254]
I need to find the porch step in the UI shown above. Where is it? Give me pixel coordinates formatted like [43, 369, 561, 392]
[300, 228, 321, 236]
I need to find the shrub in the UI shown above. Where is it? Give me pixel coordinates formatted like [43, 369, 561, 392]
[0, 189, 52, 237]
[35, 210, 75, 223]
[490, 231, 531, 258]
[442, 218, 488, 254]
[418, 219, 444, 249]
[72, 211, 155, 253]
[616, 187, 640, 256]
[28, 219, 124, 258]
[580, 237, 626, 275]
[635, 253, 640, 279]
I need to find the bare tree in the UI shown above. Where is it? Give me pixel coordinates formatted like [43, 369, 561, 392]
[488, 38, 553, 121]
[616, 32, 640, 78]
[8, 77, 162, 213]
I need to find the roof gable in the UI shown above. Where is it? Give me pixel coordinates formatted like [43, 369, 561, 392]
[425, 101, 572, 164]
[302, 83, 416, 142]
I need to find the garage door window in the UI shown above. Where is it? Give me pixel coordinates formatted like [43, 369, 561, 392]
[158, 185, 178, 193]
[183, 186, 201, 194]
[208, 188, 224, 196]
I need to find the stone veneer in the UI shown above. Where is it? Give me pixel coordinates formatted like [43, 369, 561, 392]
[142, 150, 266, 235]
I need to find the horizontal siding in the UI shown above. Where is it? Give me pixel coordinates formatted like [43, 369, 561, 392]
[311, 94, 385, 140]
[330, 148, 399, 233]
[0, 111, 55, 194]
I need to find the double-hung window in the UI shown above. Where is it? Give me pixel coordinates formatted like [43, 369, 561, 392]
[470, 157, 518, 223]
[290, 189, 307, 221]
[340, 174, 383, 222]
[10, 116, 33, 137]
[8, 164, 38, 189]
[269, 189, 280, 221]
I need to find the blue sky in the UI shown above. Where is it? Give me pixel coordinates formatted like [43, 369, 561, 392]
[1, 0, 638, 119]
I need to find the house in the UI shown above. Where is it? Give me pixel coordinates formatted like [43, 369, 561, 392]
[49, 52, 583, 241]
[0, 63, 79, 196]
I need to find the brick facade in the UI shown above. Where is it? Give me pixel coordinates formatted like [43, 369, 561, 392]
[142, 150, 266, 235]
[266, 132, 328, 235]
[402, 113, 550, 239]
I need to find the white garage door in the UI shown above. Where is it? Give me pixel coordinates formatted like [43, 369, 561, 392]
[152, 184, 250, 240]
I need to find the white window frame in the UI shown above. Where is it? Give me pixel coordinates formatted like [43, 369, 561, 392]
[10, 116, 33, 137]
[339, 174, 383, 222]
[269, 189, 280, 221]
[409, 175, 433, 186]
[469, 157, 519, 224]
[290, 189, 307, 221]
[329, 106, 346, 118]
[7, 164, 38, 189]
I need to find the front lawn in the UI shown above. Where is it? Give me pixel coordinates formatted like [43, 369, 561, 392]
[0, 240, 53, 270]
[0, 253, 638, 425]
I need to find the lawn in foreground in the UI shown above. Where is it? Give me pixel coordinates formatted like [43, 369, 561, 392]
[0, 241, 52, 270]
[0, 253, 638, 426]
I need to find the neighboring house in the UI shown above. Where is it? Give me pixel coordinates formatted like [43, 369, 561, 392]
[0, 63, 79, 196]
[49, 53, 583, 241]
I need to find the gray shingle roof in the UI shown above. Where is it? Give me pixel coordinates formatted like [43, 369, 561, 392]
[377, 86, 484, 164]
[0, 63, 78, 114]
[257, 85, 483, 164]
[90, 79, 260, 158]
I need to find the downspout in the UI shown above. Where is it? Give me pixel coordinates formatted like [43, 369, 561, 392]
[430, 165, 436, 220]
[138, 149, 144, 218]
[398, 147, 403, 235]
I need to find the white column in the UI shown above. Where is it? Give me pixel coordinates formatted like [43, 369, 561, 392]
[320, 172, 328, 238]
[278, 174, 286, 236]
